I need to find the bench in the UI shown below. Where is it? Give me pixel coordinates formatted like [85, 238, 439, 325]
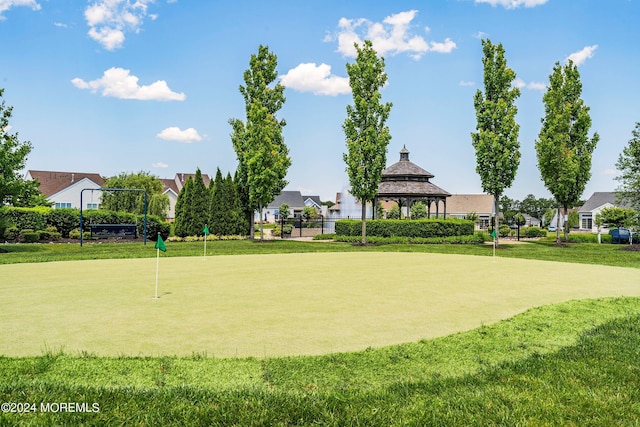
[610, 228, 631, 244]
[89, 224, 138, 239]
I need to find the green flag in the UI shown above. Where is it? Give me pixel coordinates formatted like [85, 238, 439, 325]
[490, 229, 497, 238]
[155, 234, 167, 252]
[203, 225, 209, 235]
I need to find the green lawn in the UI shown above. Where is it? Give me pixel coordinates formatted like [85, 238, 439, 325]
[1, 239, 640, 425]
[2, 251, 640, 357]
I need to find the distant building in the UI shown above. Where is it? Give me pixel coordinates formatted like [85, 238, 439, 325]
[25, 170, 105, 210]
[578, 192, 631, 233]
[256, 191, 324, 223]
[446, 194, 495, 230]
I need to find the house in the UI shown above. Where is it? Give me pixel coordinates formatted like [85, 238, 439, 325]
[160, 179, 180, 221]
[445, 194, 495, 229]
[25, 170, 105, 210]
[579, 192, 631, 233]
[255, 191, 323, 223]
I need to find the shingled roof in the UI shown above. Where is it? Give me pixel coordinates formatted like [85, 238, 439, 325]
[380, 146, 434, 179]
[377, 146, 450, 197]
[27, 170, 105, 197]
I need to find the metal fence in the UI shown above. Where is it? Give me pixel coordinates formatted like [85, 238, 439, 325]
[277, 216, 372, 238]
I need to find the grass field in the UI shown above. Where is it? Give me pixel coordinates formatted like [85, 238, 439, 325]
[2, 239, 640, 425]
[3, 251, 640, 357]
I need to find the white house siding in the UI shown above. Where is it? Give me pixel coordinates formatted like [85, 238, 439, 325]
[48, 178, 103, 210]
[579, 203, 614, 233]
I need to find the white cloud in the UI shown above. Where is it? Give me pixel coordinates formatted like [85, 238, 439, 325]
[280, 63, 350, 96]
[527, 81, 546, 91]
[566, 45, 598, 67]
[156, 127, 202, 143]
[152, 162, 169, 168]
[53, 22, 68, 28]
[514, 78, 546, 91]
[84, 0, 154, 50]
[473, 31, 489, 39]
[328, 10, 455, 59]
[429, 38, 456, 53]
[602, 169, 617, 176]
[71, 67, 186, 101]
[459, 81, 475, 87]
[2, 124, 12, 132]
[475, 0, 548, 9]
[0, 0, 40, 19]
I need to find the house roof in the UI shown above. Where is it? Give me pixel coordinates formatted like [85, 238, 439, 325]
[303, 195, 322, 208]
[27, 170, 105, 197]
[267, 191, 305, 209]
[446, 194, 495, 214]
[580, 192, 630, 212]
[175, 172, 211, 189]
[161, 178, 180, 195]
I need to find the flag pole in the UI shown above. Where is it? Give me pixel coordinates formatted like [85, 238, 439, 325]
[154, 245, 160, 299]
[153, 232, 166, 300]
[203, 224, 209, 260]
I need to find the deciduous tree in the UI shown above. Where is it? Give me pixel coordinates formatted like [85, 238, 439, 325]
[471, 39, 521, 247]
[535, 60, 599, 242]
[229, 45, 290, 240]
[101, 171, 168, 218]
[343, 40, 393, 244]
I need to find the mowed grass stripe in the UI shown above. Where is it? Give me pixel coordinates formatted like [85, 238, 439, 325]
[2, 252, 640, 358]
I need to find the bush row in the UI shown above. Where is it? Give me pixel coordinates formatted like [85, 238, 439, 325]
[335, 219, 475, 238]
[333, 233, 487, 245]
[0, 207, 170, 240]
[567, 233, 613, 244]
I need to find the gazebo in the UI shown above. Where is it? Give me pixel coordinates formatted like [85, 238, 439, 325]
[374, 146, 451, 218]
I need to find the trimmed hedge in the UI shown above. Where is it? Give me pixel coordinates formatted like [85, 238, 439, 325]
[335, 219, 475, 238]
[1, 206, 170, 240]
[334, 233, 486, 245]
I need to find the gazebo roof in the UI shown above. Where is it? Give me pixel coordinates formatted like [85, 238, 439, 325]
[377, 180, 450, 197]
[381, 145, 434, 180]
[377, 146, 450, 198]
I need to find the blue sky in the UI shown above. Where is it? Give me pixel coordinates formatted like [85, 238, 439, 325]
[1, 0, 638, 202]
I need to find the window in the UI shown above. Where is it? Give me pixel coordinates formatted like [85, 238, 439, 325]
[87, 203, 98, 210]
[55, 202, 72, 209]
[479, 216, 490, 230]
[581, 216, 593, 230]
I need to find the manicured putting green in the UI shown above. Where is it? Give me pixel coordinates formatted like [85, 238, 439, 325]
[2, 252, 640, 358]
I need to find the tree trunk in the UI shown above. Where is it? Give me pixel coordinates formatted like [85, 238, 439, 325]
[249, 213, 255, 240]
[361, 201, 367, 245]
[555, 207, 561, 244]
[258, 206, 264, 241]
[494, 194, 500, 248]
[563, 205, 571, 241]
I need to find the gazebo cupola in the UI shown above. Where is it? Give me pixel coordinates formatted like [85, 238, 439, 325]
[374, 145, 451, 218]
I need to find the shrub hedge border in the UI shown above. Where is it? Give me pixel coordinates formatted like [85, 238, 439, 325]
[335, 218, 475, 238]
[0, 206, 170, 240]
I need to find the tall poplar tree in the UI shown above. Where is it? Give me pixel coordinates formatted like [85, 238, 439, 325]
[471, 39, 521, 246]
[229, 45, 290, 241]
[343, 40, 393, 244]
[535, 60, 599, 242]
